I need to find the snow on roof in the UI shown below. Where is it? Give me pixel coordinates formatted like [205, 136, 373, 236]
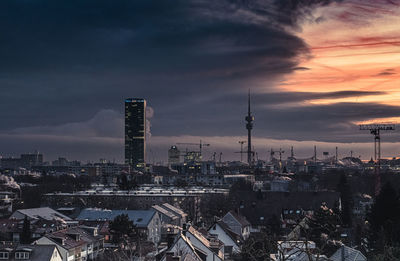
[330, 245, 367, 261]
[76, 208, 156, 228]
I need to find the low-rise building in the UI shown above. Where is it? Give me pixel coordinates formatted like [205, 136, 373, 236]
[208, 221, 242, 257]
[35, 227, 104, 261]
[76, 208, 161, 244]
[0, 244, 61, 261]
[10, 207, 71, 222]
[160, 203, 188, 227]
[222, 211, 251, 240]
[185, 225, 224, 261]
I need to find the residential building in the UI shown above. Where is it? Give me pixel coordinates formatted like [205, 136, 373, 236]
[0, 192, 18, 218]
[222, 211, 250, 240]
[10, 207, 71, 222]
[35, 226, 104, 261]
[0, 244, 62, 261]
[43, 186, 227, 221]
[184, 225, 224, 261]
[161, 234, 203, 261]
[76, 208, 161, 244]
[151, 205, 180, 226]
[160, 203, 188, 227]
[208, 221, 242, 257]
[0, 218, 66, 243]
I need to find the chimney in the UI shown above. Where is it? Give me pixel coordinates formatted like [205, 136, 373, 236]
[51, 237, 65, 246]
[341, 245, 345, 261]
[167, 233, 175, 249]
[209, 236, 220, 255]
[182, 224, 187, 236]
[166, 252, 174, 261]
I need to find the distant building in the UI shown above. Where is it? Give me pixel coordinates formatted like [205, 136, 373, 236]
[125, 98, 146, 169]
[168, 146, 180, 165]
[0, 152, 43, 170]
[20, 153, 43, 168]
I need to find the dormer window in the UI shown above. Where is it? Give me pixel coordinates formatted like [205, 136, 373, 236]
[0, 252, 9, 259]
[15, 252, 29, 259]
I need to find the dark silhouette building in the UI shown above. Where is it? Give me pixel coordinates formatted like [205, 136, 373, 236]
[125, 98, 146, 169]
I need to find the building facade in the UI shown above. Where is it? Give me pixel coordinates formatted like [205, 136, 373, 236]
[125, 98, 146, 169]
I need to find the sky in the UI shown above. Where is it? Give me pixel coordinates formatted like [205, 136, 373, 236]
[1, 0, 400, 163]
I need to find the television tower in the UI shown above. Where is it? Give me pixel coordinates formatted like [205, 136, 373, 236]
[245, 90, 255, 165]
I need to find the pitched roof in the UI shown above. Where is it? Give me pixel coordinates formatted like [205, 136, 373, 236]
[16, 244, 59, 261]
[330, 245, 367, 261]
[162, 234, 203, 261]
[13, 207, 71, 221]
[45, 226, 102, 250]
[210, 221, 242, 244]
[227, 211, 251, 227]
[76, 208, 156, 228]
[151, 205, 178, 220]
[161, 203, 187, 217]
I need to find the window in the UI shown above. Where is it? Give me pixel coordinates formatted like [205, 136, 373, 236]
[15, 252, 29, 259]
[0, 252, 9, 259]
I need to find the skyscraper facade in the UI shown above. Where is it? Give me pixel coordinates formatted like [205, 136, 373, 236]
[125, 98, 146, 169]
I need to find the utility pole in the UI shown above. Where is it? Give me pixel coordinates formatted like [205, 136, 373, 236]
[360, 124, 395, 195]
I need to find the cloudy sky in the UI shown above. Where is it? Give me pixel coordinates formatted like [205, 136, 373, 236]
[1, 0, 400, 163]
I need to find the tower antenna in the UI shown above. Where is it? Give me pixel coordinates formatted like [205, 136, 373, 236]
[245, 90, 255, 166]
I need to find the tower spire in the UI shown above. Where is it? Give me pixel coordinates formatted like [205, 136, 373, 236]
[245, 89, 254, 165]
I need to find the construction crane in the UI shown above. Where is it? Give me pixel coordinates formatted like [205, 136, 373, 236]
[360, 124, 395, 195]
[235, 141, 247, 162]
[176, 140, 210, 155]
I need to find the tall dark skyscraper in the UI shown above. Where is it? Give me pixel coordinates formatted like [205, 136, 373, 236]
[125, 98, 146, 169]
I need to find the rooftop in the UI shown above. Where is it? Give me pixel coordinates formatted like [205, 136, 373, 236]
[44, 186, 228, 197]
[76, 208, 156, 228]
[12, 207, 71, 221]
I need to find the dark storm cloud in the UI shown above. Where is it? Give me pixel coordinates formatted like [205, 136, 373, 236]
[152, 94, 400, 143]
[1, 0, 398, 160]
[219, 90, 385, 105]
[0, 0, 321, 132]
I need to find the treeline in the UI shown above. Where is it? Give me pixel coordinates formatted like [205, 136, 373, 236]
[14, 174, 91, 209]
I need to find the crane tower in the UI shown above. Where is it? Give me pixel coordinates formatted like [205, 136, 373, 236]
[360, 124, 395, 195]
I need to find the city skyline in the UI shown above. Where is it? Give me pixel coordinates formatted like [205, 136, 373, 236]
[0, 0, 400, 162]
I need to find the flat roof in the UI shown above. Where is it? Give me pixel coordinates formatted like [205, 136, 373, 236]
[44, 186, 228, 197]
